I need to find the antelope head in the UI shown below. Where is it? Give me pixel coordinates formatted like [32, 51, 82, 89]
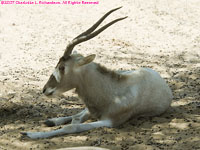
[42, 7, 127, 97]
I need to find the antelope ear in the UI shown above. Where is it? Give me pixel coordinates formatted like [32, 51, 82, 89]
[77, 54, 96, 66]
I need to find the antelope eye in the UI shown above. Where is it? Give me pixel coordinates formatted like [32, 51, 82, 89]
[59, 66, 65, 72]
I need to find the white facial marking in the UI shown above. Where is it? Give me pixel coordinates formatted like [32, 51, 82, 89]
[53, 69, 61, 83]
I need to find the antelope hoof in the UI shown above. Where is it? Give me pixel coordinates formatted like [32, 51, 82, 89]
[44, 120, 56, 127]
[21, 132, 32, 139]
[21, 132, 41, 139]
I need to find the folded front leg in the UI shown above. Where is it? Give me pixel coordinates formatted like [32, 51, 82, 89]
[44, 108, 90, 127]
[71, 108, 90, 124]
[44, 116, 72, 127]
[21, 119, 112, 139]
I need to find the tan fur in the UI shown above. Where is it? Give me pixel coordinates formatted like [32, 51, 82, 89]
[96, 64, 128, 81]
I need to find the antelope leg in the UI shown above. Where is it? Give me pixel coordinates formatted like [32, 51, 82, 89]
[44, 108, 90, 127]
[21, 120, 112, 139]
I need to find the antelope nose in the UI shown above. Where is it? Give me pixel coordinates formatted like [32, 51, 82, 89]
[43, 88, 46, 94]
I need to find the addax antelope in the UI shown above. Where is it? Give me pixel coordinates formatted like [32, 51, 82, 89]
[21, 7, 173, 139]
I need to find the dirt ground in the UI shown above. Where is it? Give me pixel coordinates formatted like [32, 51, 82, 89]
[0, 0, 200, 149]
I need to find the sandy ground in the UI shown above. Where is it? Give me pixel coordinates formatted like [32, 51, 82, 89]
[0, 0, 200, 149]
